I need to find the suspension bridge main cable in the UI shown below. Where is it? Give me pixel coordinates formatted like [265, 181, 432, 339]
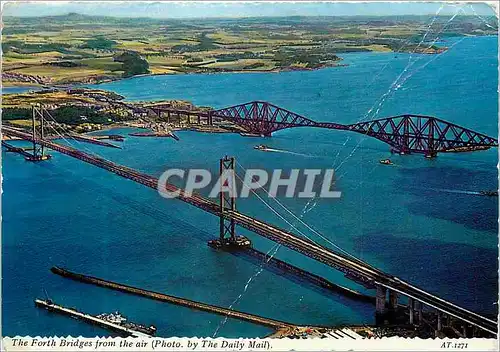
[233, 160, 369, 265]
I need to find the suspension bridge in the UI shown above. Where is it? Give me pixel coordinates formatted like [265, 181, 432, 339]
[151, 101, 498, 158]
[2, 104, 498, 338]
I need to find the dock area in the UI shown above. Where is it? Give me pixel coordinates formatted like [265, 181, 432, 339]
[34, 299, 151, 338]
[68, 134, 122, 148]
[51, 266, 292, 330]
[92, 134, 125, 142]
[2, 141, 36, 158]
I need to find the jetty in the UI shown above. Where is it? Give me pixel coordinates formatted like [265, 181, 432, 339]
[34, 299, 151, 338]
[2, 141, 37, 159]
[51, 266, 292, 329]
[68, 134, 121, 148]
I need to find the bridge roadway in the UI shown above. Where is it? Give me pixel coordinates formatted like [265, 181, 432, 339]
[2, 125, 497, 336]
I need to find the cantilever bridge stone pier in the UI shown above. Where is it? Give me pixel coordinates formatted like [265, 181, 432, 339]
[2, 105, 498, 338]
[152, 101, 498, 158]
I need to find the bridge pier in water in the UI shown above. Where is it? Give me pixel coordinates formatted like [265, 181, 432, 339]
[377, 292, 492, 338]
[389, 289, 398, 309]
[375, 286, 401, 324]
[375, 285, 387, 318]
[437, 311, 443, 332]
[408, 297, 414, 324]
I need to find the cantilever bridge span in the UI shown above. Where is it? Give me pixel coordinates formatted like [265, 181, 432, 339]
[153, 101, 498, 157]
[2, 122, 498, 337]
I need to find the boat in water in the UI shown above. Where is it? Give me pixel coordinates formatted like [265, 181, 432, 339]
[479, 190, 498, 197]
[96, 312, 157, 336]
[254, 144, 269, 151]
[379, 159, 394, 165]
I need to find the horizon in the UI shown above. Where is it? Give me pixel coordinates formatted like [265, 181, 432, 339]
[2, 1, 497, 19]
[3, 10, 498, 19]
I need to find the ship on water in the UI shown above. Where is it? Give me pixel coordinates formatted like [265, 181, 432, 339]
[254, 144, 270, 151]
[96, 312, 157, 336]
[480, 190, 498, 197]
[35, 298, 157, 337]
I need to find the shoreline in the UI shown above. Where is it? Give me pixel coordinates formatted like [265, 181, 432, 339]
[2, 62, 350, 90]
[6, 33, 490, 90]
[2, 41, 454, 90]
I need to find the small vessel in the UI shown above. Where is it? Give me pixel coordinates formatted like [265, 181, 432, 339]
[480, 190, 498, 197]
[208, 235, 252, 250]
[379, 159, 394, 165]
[96, 312, 157, 336]
[240, 132, 262, 137]
[254, 144, 269, 151]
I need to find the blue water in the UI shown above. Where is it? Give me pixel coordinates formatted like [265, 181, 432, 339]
[2, 36, 498, 337]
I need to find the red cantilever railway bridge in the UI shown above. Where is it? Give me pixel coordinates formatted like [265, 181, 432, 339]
[2, 120, 497, 337]
[150, 101, 498, 157]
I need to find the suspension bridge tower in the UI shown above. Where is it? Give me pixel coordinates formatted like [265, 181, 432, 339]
[207, 156, 252, 250]
[25, 105, 51, 162]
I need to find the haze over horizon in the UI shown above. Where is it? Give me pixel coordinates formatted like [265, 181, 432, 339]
[2, 1, 497, 18]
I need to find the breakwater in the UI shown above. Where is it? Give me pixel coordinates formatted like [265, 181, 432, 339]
[51, 266, 293, 329]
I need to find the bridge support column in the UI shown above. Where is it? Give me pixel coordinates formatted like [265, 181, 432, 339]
[416, 301, 423, 325]
[388, 289, 398, 309]
[208, 156, 252, 251]
[375, 285, 387, 321]
[426, 117, 437, 159]
[437, 311, 442, 332]
[408, 298, 414, 325]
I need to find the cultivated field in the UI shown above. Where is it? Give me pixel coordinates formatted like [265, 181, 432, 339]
[2, 13, 497, 85]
